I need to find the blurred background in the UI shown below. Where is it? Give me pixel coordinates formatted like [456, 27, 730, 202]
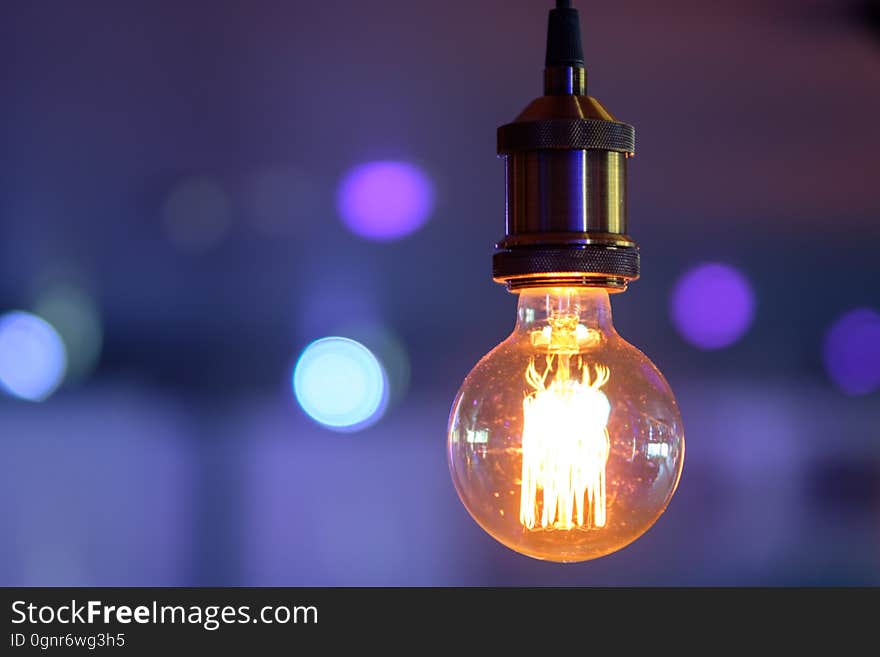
[1, 0, 878, 586]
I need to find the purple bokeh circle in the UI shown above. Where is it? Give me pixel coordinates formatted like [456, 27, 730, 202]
[337, 161, 434, 241]
[670, 262, 755, 350]
[823, 308, 880, 396]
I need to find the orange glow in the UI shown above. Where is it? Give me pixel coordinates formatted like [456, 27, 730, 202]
[448, 288, 684, 562]
[519, 354, 610, 530]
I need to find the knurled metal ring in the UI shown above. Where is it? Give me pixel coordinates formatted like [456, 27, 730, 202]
[493, 244, 640, 280]
[498, 118, 635, 154]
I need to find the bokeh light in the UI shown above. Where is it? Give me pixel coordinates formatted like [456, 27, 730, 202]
[823, 308, 880, 395]
[162, 176, 231, 251]
[332, 321, 411, 407]
[33, 284, 102, 384]
[670, 262, 755, 350]
[337, 160, 434, 241]
[0, 311, 67, 402]
[293, 337, 388, 431]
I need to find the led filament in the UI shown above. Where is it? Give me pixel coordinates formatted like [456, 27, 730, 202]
[520, 315, 611, 531]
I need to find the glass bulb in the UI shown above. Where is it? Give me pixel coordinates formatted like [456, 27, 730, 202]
[448, 287, 684, 562]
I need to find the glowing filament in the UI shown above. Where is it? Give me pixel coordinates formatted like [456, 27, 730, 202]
[520, 357, 611, 530]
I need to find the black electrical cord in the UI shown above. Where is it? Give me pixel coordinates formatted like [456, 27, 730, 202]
[546, 1, 584, 67]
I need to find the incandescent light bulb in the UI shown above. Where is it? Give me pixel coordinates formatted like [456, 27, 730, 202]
[447, 1, 685, 562]
[448, 287, 683, 562]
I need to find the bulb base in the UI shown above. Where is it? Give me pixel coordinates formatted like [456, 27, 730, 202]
[492, 7, 639, 292]
[494, 97, 639, 291]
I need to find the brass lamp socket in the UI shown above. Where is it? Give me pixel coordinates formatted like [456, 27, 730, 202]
[492, 60, 639, 292]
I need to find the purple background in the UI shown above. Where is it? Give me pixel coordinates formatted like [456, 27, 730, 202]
[0, 0, 878, 585]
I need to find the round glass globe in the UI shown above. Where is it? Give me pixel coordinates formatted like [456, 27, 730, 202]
[448, 288, 684, 562]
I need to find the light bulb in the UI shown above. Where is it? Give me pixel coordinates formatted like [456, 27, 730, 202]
[448, 1, 685, 560]
[449, 288, 683, 562]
